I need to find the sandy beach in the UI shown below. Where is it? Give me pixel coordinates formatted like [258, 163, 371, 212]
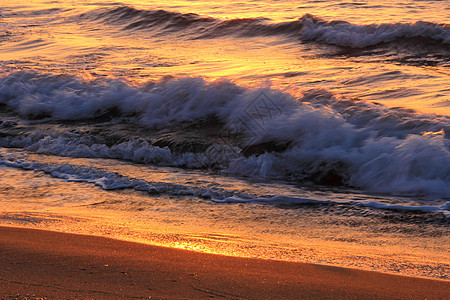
[0, 226, 448, 299]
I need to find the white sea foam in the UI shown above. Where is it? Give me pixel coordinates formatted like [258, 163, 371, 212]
[0, 151, 247, 199]
[0, 150, 447, 217]
[296, 14, 450, 47]
[0, 71, 449, 198]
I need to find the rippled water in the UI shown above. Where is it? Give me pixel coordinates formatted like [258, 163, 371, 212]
[1, 0, 449, 113]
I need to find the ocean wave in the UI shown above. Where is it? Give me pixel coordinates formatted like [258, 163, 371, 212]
[0, 70, 449, 198]
[0, 152, 242, 199]
[0, 150, 448, 218]
[214, 196, 449, 218]
[83, 6, 450, 48]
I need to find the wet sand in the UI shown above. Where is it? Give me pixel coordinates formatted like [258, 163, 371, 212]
[0, 226, 448, 299]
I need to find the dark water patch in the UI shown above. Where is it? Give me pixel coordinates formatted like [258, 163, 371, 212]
[316, 36, 450, 68]
[278, 201, 449, 228]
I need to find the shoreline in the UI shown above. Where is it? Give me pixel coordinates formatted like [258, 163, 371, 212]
[0, 226, 448, 299]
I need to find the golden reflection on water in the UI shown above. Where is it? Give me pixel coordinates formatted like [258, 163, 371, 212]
[422, 129, 445, 137]
[103, 0, 450, 24]
[1, 0, 449, 115]
[0, 161, 448, 279]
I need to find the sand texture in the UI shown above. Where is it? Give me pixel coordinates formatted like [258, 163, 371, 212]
[0, 226, 448, 299]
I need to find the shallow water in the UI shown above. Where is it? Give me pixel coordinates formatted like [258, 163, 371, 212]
[0, 0, 449, 279]
[0, 149, 448, 279]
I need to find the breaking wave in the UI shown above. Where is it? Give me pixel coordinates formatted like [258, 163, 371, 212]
[0, 70, 449, 198]
[83, 6, 450, 48]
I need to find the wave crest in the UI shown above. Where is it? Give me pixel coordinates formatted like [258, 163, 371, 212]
[83, 6, 450, 48]
[0, 70, 449, 198]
